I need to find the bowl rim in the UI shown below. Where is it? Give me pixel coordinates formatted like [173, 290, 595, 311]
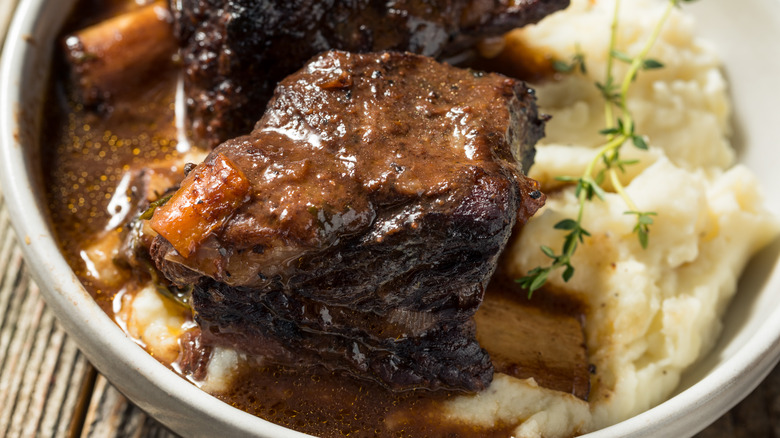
[1, 0, 779, 437]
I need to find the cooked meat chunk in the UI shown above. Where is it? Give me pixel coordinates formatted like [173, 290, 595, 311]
[150, 50, 546, 391]
[172, 0, 570, 146]
[193, 281, 494, 391]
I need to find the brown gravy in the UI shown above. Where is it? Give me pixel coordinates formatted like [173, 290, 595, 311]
[42, 2, 588, 436]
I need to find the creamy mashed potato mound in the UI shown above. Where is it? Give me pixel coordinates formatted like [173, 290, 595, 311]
[121, 284, 192, 364]
[121, 285, 245, 393]
[462, 0, 777, 435]
[123, 1, 778, 436]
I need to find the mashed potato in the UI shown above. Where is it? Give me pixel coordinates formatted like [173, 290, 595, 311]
[462, 0, 778, 434]
[121, 284, 192, 364]
[503, 157, 777, 430]
[518, 0, 734, 171]
[122, 1, 778, 436]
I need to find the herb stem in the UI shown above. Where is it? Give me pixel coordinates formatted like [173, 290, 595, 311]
[517, 0, 679, 294]
[609, 168, 638, 212]
[586, 134, 627, 177]
[619, 0, 675, 134]
[604, 0, 621, 128]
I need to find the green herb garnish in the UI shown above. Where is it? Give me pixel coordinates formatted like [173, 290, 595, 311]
[552, 45, 587, 74]
[139, 193, 174, 220]
[519, 0, 694, 297]
[143, 259, 193, 309]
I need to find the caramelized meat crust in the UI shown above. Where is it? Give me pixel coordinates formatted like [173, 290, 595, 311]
[151, 51, 547, 391]
[172, 0, 570, 146]
[192, 281, 495, 392]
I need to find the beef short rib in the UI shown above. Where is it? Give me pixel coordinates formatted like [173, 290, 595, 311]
[172, 0, 570, 146]
[150, 50, 546, 392]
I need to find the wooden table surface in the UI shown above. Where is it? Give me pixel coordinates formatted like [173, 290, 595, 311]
[0, 2, 778, 437]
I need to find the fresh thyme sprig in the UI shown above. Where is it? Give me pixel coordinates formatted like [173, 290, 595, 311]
[518, 0, 693, 296]
[552, 45, 587, 74]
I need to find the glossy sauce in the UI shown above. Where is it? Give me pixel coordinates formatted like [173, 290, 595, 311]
[43, 2, 586, 437]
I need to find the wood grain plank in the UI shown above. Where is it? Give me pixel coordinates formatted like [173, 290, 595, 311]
[0, 262, 39, 437]
[9, 284, 53, 437]
[0, 243, 23, 369]
[0, 201, 15, 274]
[81, 375, 178, 438]
[37, 324, 80, 437]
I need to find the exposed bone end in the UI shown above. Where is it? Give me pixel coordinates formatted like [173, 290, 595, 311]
[474, 279, 590, 401]
[64, 2, 177, 105]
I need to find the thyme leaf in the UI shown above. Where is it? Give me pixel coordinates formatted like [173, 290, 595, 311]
[643, 59, 665, 70]
[552, 47, 588, 74]
[517, 0, 682, 295]
[142, 260, 193, 309]
[625, 211, 657, 249]
[139, 193, 173, 220]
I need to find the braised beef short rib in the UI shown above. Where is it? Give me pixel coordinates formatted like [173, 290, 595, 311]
[150, 50, 546, 392]
[172, 0, 570, 146]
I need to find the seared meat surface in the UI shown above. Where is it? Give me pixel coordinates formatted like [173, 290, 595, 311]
[150, 51, 546, 391]
[173, 0, 570, 146]
[193, 281, 495, 391]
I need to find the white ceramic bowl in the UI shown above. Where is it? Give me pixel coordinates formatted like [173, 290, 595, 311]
[1, 1, 779, 437]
